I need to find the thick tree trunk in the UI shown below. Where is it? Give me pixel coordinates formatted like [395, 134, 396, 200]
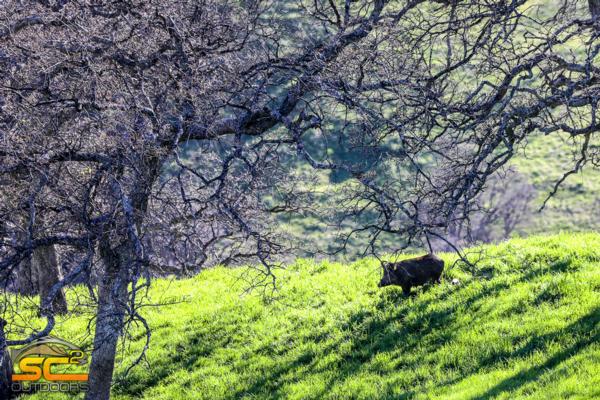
[9, 222, 37, 295]
[13, 256, 37, 295]
[6, 218, 68, 314]
[85, 158, 159, 400]
[591, 0, 600, 19]
[0, 319, 14, 400]
[32, 245, 68, 314]
[84, 243, 129, 400]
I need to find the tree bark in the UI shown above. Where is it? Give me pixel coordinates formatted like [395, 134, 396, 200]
[5, 217, 68, 314]
[32, 245, 68, 314]
[591, 0, 600, 19]
[9, 223, 37, 295]
[0, 318, 14, 400]
[13, 257, 36, 295]
[84, 242, 130, 400]
[85, 158, 159, 400]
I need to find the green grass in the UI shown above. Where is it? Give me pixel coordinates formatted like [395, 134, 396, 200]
[12, 232, 600, 400]
[512, 133, 600, 235]
[275, 131, 600, 258]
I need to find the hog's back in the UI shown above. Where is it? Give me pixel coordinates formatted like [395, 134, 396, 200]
[399, 256, 444, 285]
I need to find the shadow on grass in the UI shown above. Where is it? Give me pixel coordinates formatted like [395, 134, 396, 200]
[230, 275, 522, 399]
[113, 255, 594, 399]
[112, 317, 241, 397]
[263, 259, 593, 398]
[473, 306, 600, 400]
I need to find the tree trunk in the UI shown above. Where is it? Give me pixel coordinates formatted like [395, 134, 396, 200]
[13, 256, 36, 295]
[32, 245, 68, 314]
[0, 318, 14, 400]
[9, 222, 37, 295]
[84, 243, 129, 400]
[6, 218, 68, 314]
[85, 158, 159, 400]
[591, 0, 600, 19]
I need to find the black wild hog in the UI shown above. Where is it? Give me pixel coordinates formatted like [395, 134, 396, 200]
[378, 254, 444, 295]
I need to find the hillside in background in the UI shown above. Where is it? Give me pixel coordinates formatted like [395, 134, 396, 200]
[16, 232, 600, 400]
[274, 131, 600, 259]
[511, 134, 600, 233]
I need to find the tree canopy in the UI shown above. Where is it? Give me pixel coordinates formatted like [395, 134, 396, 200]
[1, 1, 599, 399]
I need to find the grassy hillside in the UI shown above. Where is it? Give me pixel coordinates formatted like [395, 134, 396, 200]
[274, 132, 600, 259]
[14, 232, 600, 400]
[512, 134, 600, 234]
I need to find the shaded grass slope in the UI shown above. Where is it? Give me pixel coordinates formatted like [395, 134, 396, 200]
[18, 232, 600, 400]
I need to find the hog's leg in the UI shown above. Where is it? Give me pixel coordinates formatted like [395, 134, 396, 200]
[402, 285, 411, 296]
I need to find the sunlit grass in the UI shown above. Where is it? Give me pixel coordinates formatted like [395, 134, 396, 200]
[13, 232, 600, 400]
